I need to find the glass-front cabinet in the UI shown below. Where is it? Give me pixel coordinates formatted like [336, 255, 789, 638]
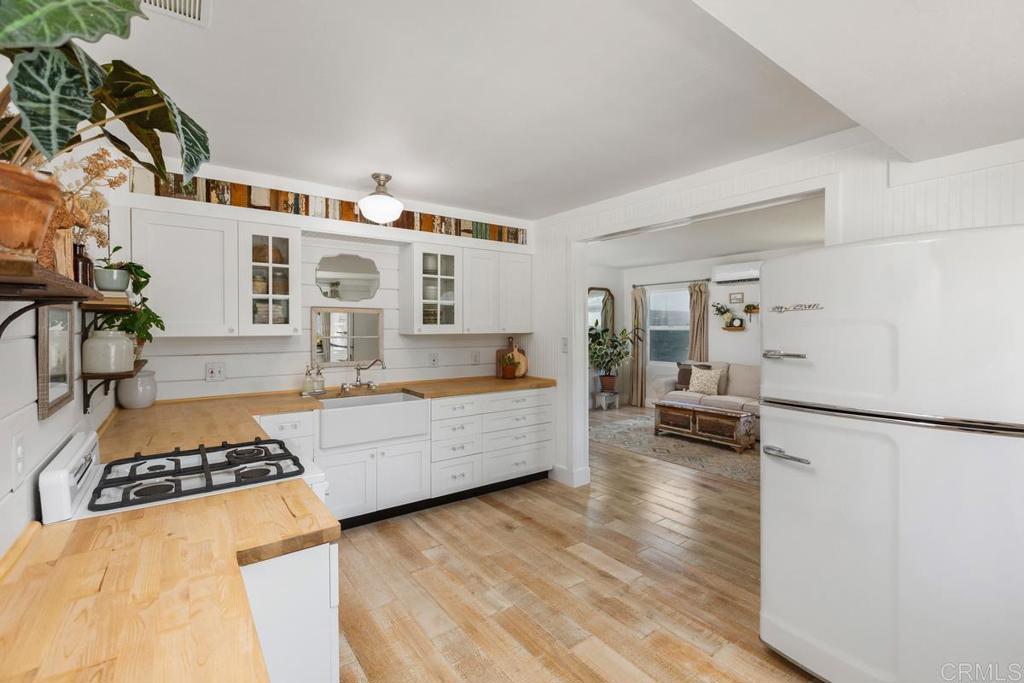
[400, 243, 463, 334]
[239, 222, 302, 335]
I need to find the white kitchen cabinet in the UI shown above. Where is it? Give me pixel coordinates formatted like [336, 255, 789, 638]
[462, 248, 500, 334]
[498, 252, 532, 332]
[241, 542, 339, 683]
[321, 448, 377, 518]
[400, 243, 463, 334]
[131, 209, 239, 336]
[376, 441, 431, 509]
[258, 411, 315, 460]
[130, 209, 301, 338]
[238, 222, 301, 336]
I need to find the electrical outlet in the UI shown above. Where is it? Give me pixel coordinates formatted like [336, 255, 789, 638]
[471, 350, 481, 365]
[561, 337, 569, 353]
[205, 362, 226, 382]
[428, 352, 439, 367]
[11, 432, 25, 477]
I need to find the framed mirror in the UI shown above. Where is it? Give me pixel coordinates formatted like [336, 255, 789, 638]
[37, 304, 74, 419]
[587, 287, 615, 332]
[312, 307, 383, 367]
[315, 254, 381, 302]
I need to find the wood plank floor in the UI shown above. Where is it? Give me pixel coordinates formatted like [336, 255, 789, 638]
[338, 407, 815, 683]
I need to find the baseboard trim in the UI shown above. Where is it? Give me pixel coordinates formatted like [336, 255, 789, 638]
[339, 470, 550, 529]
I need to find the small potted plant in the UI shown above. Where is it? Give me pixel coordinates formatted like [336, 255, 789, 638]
[500, 351, 520, 379]
[102, 297, 165, 359]
[588, 327, 634, 392]
[712, 302, 744, 330]
[95, 245, 150, 294]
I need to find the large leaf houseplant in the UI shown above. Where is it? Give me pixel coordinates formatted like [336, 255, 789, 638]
[0, 0, 210, 261]
[588, 327, 636, 392]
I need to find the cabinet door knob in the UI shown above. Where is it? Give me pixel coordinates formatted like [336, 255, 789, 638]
[369, 453, 375, 459]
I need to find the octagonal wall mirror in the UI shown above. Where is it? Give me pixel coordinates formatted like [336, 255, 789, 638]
[315, 254, 380, 302]
[312, 307, 383, 367]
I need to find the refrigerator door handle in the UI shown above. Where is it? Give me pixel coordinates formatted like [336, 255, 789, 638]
[762, 349, 807, 360]
[763, 445, 812, 465]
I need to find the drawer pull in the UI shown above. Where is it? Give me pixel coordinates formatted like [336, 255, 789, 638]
[455, 424, 465, 431]
[514, 398, 527, 404]
[514, 435, 527, 441]
[514, 417, 527, 423]
[452, 445, 465, 451]
[763, 445, 811, 465]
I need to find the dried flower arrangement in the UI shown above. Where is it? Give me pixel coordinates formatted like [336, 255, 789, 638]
[36, 148, 132, 276]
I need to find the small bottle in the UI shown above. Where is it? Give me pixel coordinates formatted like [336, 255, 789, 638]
[302, 365, 314, 395]
[313, 365, 325, 393]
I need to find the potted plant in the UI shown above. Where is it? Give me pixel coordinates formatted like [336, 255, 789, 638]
[0, 0, 210, 263]
[95, 245, 149, 293]
[499, 351, 520, 379]
[589, 327, 634, 392]
[101, 297, 165, 359]
[712, 302, 744, 330]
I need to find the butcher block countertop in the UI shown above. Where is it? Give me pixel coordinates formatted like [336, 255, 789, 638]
[0, 480, 339, 682]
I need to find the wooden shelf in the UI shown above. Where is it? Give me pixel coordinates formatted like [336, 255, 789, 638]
[82, 359, 147, 381]
[721, 326, 746, 332]
[82, 360, 147, 414]
[81, 300, 136, 313]
[0, 260, 99, 302]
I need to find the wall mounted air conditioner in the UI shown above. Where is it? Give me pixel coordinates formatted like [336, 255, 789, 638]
[711, 261, 762, 284]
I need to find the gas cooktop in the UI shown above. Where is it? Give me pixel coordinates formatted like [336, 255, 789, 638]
[88, 438, 305, 512]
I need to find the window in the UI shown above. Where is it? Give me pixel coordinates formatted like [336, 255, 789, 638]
[648, 288, 690, 363]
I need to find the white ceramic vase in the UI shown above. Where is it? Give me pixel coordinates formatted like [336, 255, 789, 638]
[94, 267, 130, 292]
[82, 330, 135, 374]
[117, 370, 157, 409]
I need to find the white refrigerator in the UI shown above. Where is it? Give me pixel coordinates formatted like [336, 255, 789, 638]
[759, 225, 1024, 683]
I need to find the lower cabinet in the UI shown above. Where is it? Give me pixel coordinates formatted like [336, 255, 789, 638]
[319, 440, 430, 519]
[322, 448, 378, 519]
[377, 441, 431, 509]
[431, 453, 483, 497]
[241, 542, 339, 683]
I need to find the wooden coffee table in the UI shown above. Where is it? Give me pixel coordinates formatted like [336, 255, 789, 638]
[653, 400, 756, 453]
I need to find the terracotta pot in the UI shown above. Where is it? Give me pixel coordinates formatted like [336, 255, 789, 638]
[0, 164, 62, 261]
[501, 364, 518, 379]
[599, 374, 617, 392]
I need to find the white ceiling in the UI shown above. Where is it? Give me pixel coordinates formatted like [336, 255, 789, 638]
[692, 0, 1024, 161]
[586, 195, 824, 268]
[84, 0, 852, 219]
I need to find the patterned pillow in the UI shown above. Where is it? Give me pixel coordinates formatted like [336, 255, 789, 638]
[688, 366, 722, 395]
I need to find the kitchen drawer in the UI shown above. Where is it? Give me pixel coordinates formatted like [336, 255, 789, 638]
[431, 415, 482, 441]
[431, 454, 482, 497]
[483, 389, 552, 413]
[482, 422, 553, 452]
[431, 435, 483, 463]
[260, 411, 315, 438]
[431, 395, 485, 420]
[482, 441, 552, 485]
[481, 406, 552, 433]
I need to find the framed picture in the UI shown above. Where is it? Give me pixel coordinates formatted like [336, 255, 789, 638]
[729, 292, 744, 304]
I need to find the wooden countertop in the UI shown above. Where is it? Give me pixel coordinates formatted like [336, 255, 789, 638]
[0, 480, 339, 682]
[98, 375, 556, 460]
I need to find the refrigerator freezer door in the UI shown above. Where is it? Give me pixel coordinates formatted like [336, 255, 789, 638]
[761, 224, 1024, 425]
[761, 404, 1024, 683]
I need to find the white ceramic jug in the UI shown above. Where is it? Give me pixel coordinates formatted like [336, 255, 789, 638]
[82, 330, 135, 374]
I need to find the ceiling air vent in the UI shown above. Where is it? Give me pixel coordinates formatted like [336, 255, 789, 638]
[141, 0, 210, 26]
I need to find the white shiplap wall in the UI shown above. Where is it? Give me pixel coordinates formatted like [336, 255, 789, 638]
[0, 302, 115, 554]
[535, 126, 1024, 486]
[146, 234, 512, 400]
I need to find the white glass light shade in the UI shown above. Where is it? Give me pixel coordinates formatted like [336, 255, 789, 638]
[357, 192, 404, 224]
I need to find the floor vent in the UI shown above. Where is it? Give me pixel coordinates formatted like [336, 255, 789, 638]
[141, 0, 209, 26]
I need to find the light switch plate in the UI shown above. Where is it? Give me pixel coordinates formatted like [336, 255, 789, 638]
[205, 362, 226, 382]
[471, 350, 481, 365]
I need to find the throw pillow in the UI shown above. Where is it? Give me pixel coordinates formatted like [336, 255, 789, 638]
[688, 366, 722, 395]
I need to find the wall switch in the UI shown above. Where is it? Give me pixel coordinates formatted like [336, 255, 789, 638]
[205, 362, 226, 382]
[428, 352, 439, 367]
[471, 350, 481, 365]
[11, 433, 25, 477]
[561, 337, 569, 353]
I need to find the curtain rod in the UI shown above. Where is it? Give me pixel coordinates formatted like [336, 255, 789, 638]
[632, 278, 709, 289]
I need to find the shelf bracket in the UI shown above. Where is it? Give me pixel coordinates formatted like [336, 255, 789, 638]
[83, 379, 113, 415]
[0, 301, 45, 340]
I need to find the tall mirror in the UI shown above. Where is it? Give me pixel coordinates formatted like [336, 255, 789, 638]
[37, 304, 74, 419]
[315, 254, 380, 302]
[312, 307, 383, 367]
[587, 287, 615, 332]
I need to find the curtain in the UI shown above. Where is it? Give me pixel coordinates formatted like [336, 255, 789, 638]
[629, 287, 647, 407]
[688, 281, 708, 362]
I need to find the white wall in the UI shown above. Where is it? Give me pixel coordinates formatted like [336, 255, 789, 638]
[533, 126, 1024, 486]
[144, 233, 511, 399]
[0, 303, 115, 556]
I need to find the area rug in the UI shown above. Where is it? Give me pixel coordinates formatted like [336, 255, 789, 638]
[589, 413, 760, 486]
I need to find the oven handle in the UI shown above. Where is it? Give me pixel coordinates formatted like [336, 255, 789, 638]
[763, 445, 811, 465]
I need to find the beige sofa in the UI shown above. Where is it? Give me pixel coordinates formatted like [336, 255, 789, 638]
[659, 361, 761, 438]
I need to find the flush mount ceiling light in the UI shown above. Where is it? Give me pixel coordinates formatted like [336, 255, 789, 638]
[357, 173, 404, 224]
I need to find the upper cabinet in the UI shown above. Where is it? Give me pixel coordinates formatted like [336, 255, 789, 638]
[401, 244, 532, 335]
[239, 222, 301, 336]
[131, 209, 300, 337]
